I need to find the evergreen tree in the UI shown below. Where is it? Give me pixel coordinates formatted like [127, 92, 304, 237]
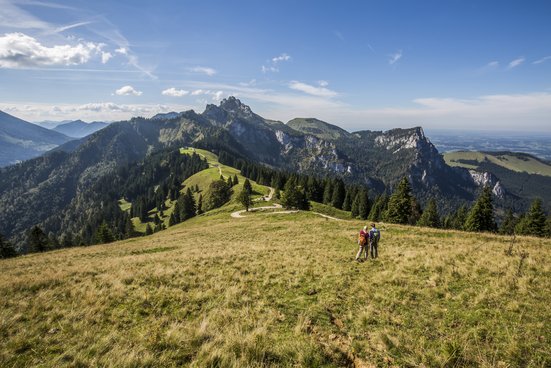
[273, 188, 281, 200]
[499, 208, 517, 235]
[179, 188, 197, 221]
[227, 176, 234, 187]
[515, 199, 547, 237]
[168, 213, 177, 227]
[409, 197, 422, 225]
[449, 205, 468, 230]
[351, 192, 360, 218]
[342, 191, 352, 211]
[28, 226, 49, 253]
[204, 180, 233, 211]
[464, 186, 496, 232]
[368, 195, 388, 221]
[145, 223, 153, 235]
[0, 233, 17, 259]
[384, 177, 413, 224]
[322, 180, 333, 204]
[197, 194, 204, 215]
[281, 177, 310, 210]
[358, 190, 370, 220]
[172, 199, 181, 223]
[417, 199, 441, 228]
[305, 177, 322, 202]
[233, 174, 239, 185]
[331, 179, 346, 209]
[95, 222, 115, 244]
[243, 178, 253, 194]
[238, 187, 253, 211]
[195, 184, 200, 192]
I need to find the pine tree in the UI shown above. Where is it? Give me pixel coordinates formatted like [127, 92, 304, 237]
[417, 199, 441, 228]
[145, 224, 153, 235]
[243, 178, 253, 194]
[233, 174, 239, 185]
[306, 177, 322, 202]
[28, 226, 49, 253]
[195, 184, 200, 192]
[197, 194, 204, 215]
[368, 195, 388, 221]
[322, 180, 333, 205]
[409, 197, 422, 225]
[227, 176, 234, 187]
[331, 179, 346, 209]
[274, 188, 281, 200]
[281, 177, 310, 210]
[342, 191, 352, 211]
[0, 233, 17, 259]
[351, 192, 360, 218]
[384, 177, 413, 224]
[358, 190, 370, 220]
[180, 188, 197, 221]
[499, 208, 517, 235]
[515, 199, 547, 237]
[238, 187, 253, 211]
[95, 222, 115, 244]
[168, 213, 177, 227]
[464, 186, 496, 232]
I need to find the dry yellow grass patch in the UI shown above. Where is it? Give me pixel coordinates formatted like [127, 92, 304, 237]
[1, 210, 550, 367]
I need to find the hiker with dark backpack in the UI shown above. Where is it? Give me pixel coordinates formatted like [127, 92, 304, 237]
[356, 225, 369, 262]
[368, 223, 380, 259]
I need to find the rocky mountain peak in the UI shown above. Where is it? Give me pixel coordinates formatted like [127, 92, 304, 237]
[219, 96, 253, 116]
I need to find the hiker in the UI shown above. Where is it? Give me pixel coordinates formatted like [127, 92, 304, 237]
[356, 225, 369, 262]
[368, 223, 380, 259]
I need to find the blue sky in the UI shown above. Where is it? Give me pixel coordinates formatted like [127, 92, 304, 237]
[0, 0, 550, 131]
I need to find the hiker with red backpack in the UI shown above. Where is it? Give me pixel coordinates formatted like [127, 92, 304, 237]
[356, 225, 369, 262]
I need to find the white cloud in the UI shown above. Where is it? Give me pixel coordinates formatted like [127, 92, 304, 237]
[101, 51, 112, 64]
[486, 61, 499, 68]
[389, 50, 402, 65]
[115, 85, 142, 96]
[0, 32, 105, 68]
[288, 81, 338, 98]
[507, 57, 525, 69]
[261, 65, 278, 73]
[162, 87, 189, 97]
[262, 52, 291, 73]
[188, 66, 217, 76]
[272, 53, 291, 63]
[318, 80, 329, 87]
[115, 47, 128, 55]
[191, 89, 207, 96]
[212, 90, 224, 102]
[533, 56, 551, 65]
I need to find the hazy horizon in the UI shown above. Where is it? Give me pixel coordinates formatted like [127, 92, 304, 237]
[1, 0, 550, 132]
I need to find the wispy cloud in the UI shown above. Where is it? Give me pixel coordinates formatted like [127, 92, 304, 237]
[388, 50, 402, 65]
[272, 53, 291, 63]
[486, 60, 499, 68]
[162, 87, 189, 97]
[188, 66, 217, 76]
[289, 80, 337, 98]
[262, 52, 291, 73]
[51, 21, 93, 34]
[114, 85, 142, 96]
[533, 56, 551, 65]
[0, 32, 106, 68]
[507, 57, 525, 69]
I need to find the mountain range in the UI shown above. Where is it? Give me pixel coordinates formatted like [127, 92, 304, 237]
[52, 120, 109, 138]
[0, 111, 73, 167]
[0, 97, 536, 247]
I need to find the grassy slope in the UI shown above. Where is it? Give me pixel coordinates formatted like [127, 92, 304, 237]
[1, 208, 550, 367]
[444, 151, 551, 176]
[123, 147, 269, 232]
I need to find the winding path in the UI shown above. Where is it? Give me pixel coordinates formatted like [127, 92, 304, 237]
[230, 187, 341, 221]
